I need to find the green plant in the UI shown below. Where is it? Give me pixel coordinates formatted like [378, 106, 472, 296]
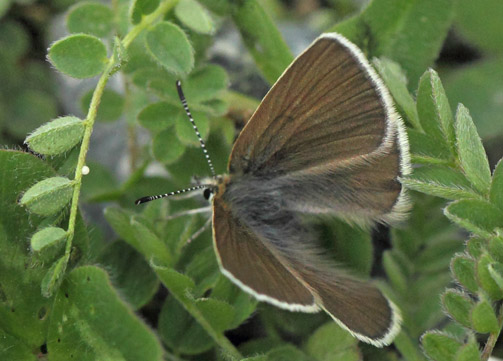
[1, 0, 503, 360]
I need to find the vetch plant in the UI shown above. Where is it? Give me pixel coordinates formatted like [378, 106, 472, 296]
[381, 63, 503, 361]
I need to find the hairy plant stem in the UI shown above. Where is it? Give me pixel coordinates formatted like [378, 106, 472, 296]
[66, 0, 178, 261]
[124, 79, 139, 170]
[481, 303, 503, 361]
[65, 62, 112, 260]
[122, 0, 177, 48]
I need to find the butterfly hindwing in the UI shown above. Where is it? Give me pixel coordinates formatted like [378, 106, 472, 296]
[212, 193, 400, 346]
[212, 196, 318, 312]
[288, 256, 401, 346]
[278, 133, 410, 225]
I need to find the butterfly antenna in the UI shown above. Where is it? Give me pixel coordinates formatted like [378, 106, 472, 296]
[176, 80, 216, 179]
[135, 185, 210, 205]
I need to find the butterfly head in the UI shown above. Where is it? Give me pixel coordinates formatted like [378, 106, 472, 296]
[198, 174, 229, 202]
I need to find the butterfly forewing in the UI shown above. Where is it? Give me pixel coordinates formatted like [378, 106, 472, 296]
[229, 34, 398, 177]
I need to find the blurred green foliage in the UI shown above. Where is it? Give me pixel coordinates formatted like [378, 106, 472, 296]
[1, 0, 503, 360]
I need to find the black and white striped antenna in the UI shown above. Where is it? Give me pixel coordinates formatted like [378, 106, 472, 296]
[176, 80, 216, 179]
[135, 185, 210, 205]
[135, 81, 217, 206]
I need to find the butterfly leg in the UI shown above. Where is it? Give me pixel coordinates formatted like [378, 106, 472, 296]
[166, 206, 212, 220]
[186, 216, 212, 244]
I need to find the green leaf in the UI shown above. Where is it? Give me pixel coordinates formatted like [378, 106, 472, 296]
[242, 357, 267, 361]
[451, 254, 478, 293]
[175, 110, 210, 146]
[48, 34, 108, 79]
[232, 0, 293, 84]
[0, 328, 37, 361]
[182, 65, 229, 103]
[105, 208, 173, 267]
[103, 207, 138, 247]
[455, 340, 481, 361]
[153, 265, 195, 301]
[471, 300, 499, 333]
[455, 104, 491, 194]
[416, 239, 463, 274]
[158, 295, 214, 355]
[211, 276, 258, 329]
[123, 39, 158, 74]
[444, 59, 503, 140]
[417, 71, 447, 142]
[81, 89, 125, 122]
[305, 322, 360, 361]
[401, 166, 477, 200]
[131, 66, 228, 115]
[416, 69, 455, 154]
[175, 0, 214, 34]
[0, 150, 89, 346]
[41, 255, 67, 298]
[455, 0, 503, 54]
[167, 129, 230, 184]
[47, 266, 163, 361]
[66, 1, 113, 38]
[25, 116, 85, 155]
[31, 226, 67, 252]
[199, 98, 229, 117]
[8, 89, 59, 139]
[489, 234, 503, 263]
[98, 241, 159, 309]
[333, 0, 454, 89]
[0, 21, 29, 61]
[197, 0, 230, 15]
[186, 246, 220, 297]
[130, 217, 172, 266]
[383, 251, 407, 293]
[477, 254, 503, 300]
[152, 127, 186, 164]
[466, 237, 487, 259]
[131, 67, 175, 92]
[444, 200, 503, 237]
[488, 262, 503, 291]
[240, 338, 283, 358]
[393, 332, 424, 361]
[407, 128, 451, 164]
[130, 0, 160, 24]
[490, 159, 503, 210]
[267, 345, 311, 361]
[322, 219, 373, 276]
[137, 101, 178, 133]
[421, 332, 462, 361]
[145, 21, 194, 75]
[442, 290, 473, 327]
[20, 177, 74, 216]
[373, 57, 421, 130]
[195, 298, 235, 333]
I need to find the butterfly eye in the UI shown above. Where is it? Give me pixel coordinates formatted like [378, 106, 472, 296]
[203, 188, 212, 200]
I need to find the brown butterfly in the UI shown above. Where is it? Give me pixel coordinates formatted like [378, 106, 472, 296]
[137, 32, 411, 347]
